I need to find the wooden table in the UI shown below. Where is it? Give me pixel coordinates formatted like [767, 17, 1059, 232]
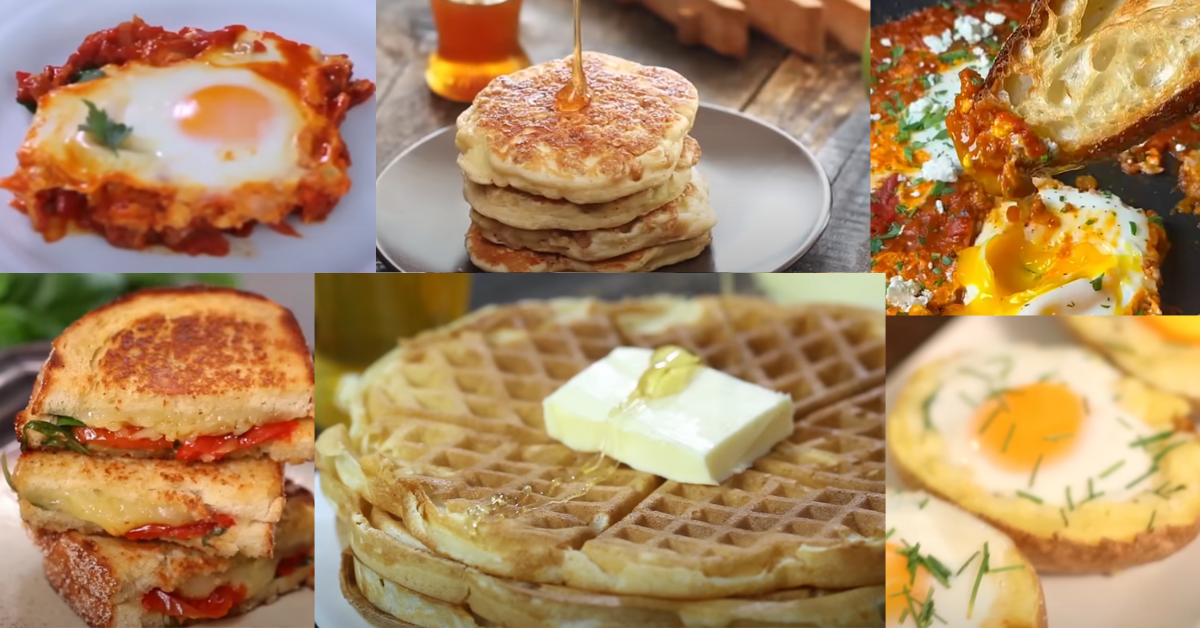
[376, 0, 869, 272]
[885, 317, 948, 373]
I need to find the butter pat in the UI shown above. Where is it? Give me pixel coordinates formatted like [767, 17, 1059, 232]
[543, 347, 795, 485]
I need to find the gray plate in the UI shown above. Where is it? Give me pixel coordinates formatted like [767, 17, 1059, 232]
[376, 103, 831, 272]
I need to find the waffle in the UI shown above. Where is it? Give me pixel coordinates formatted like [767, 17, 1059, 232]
[318, 296, 885, 604]
[336, 503, 884, 628]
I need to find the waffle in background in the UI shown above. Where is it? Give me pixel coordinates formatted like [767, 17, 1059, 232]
[317, 295, 885, 627]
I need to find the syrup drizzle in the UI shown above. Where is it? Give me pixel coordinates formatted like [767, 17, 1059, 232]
[466, 345, 702, 533]
[555, 0, 590, 111]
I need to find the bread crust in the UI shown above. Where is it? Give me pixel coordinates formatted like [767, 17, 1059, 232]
[22, 286, 314, 444]
[986, 0, 1200, 169]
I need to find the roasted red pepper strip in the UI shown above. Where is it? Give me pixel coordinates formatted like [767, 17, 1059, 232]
[175, 420, 299, 462]
[124, 514, 236, 541]
[275, 552, 314, 577]
[141, 584, 247, 620]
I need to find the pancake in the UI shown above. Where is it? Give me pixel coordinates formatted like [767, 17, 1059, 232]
[455, 52, 699, 205]
[465, 224, 711, 272]
[471, 171, 713, 261]
[465, 137, 701, 232]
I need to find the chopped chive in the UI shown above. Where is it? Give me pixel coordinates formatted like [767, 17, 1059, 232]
[1153, 441, 1185, 464]
[1016, 490, 1043, 504]
[959, 367, 995, 385]
[1043, 432, 1074, 442]
[1028, 454, 1043, 488]
[1130, 431, 1173, 448]
[989, 564, 1025, 573]
[956, 550, 980, 576]
[1099, 460, 1125, 479]
[1060, 508, 1069, 527]
[1088, 478, 1096, 498]
[1066, 486, 1074, 511]
[919, 497, 930, 509]
[885, 527, 896, 540]
[978, 406, 1002, 435]
[1152, 481, 1171, 497]
[1148, 509, 1157, 532]
[967, 541, 989, 619]
[1126, 466, 1159, 490]
[923, 387, 940, 431]
[1001, 423, 1016, 453]
[1116, 417, 1133, 430]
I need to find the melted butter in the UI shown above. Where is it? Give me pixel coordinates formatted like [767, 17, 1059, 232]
[466, 346, 701, 534]
[554, 0, 589, 111]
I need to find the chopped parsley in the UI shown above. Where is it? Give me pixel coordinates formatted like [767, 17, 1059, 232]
[78, 100, 133, 153]
[871, 223, 902, 254]
[1091, 274, 1104, 291]
[1130, 221, 1138, 236]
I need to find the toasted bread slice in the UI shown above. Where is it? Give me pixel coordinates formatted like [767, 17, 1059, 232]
[21, 286, 314, 449]
[14, 451, 284, 558]
[950, 0, 1200, 196]
[34, 483, 314, 628]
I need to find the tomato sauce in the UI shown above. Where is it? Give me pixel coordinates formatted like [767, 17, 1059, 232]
[142, 584, 247, 620]
[125, 514, 236, 542]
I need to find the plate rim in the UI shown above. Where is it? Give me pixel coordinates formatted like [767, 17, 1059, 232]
[374, 102, 833, 273]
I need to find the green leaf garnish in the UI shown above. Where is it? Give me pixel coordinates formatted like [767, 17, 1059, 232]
[1015, 490, 1043, 504]
[71, 68, 106, 84]
[1099, 460, 1125, 478]
[1130, 431, 1173, 448]
[968, 541, 989, 619]
[77, 100, 133, 153]
[56, 416, 86, 427]
[23, 418, 91, 455]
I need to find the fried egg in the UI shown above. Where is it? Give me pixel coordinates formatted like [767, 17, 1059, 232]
[27, 35, 312, 191]
[954, 182, 1162, 315]
[1065, 317, 1200, 403]
[887, 489, 1044, 628]
[889, 344, 1200, 572]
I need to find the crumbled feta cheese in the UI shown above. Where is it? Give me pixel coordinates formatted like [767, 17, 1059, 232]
[870, 113, 881, 121]
[984, 11, 1007, 25]
[923, 30, 953, 54]
[921, 152, 960, 183]
[881, 38, 892, 47]
[912, 189, 921, 197]
[936, 199, 945, 214]
[886, 276, 931, 313]
[1177, 143, 1188, 153]
[953, 15, 994, 44]
[971, 46, 984, 57]
[907, 96, 933, 120]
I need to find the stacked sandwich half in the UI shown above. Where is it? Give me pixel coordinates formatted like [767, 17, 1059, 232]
[6, 287, 316, 628]
[458, 52, 716, 272]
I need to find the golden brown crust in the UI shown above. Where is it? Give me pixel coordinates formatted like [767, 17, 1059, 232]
[892, 448, 1200, 574]
[986, 0, 1200, 170]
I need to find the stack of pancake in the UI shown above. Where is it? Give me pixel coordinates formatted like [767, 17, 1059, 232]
[455, 52, 716, 272]
[318, 295, 887, 627]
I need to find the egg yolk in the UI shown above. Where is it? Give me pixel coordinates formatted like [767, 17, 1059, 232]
[970, 382, 1083, 470]
[885, 542, 930, 622]
[1141, 318, 1200, 345]
[175, 85, 273, 144]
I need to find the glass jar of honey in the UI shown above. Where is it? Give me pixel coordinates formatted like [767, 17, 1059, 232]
[314, 274, 472, 429]
[426, 0, 532, 103]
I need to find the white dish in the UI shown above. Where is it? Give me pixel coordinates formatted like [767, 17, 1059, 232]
[887, 317, 1200, 628]
[314, 471, 373, 628]
[0, 0, 375, 271]
[0, 440, 315, 627]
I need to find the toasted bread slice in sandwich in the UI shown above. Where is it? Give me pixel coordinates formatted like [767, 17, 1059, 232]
[18, 286, 314, 463]
[948, 0, 1200, 197]
[14, 451, 284, 558]
[34, 482, 314, 628]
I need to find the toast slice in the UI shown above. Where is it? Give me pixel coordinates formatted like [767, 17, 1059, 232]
[948, 0, 1200, 197]
[34, 482, 314, 628]
[19, 286, 314, 463]
[14, 451, 285, 558]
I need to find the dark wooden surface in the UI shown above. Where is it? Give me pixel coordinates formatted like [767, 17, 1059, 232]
[376, 0, 869, 272]
[885, 317, 947, 373]
[468, 273, 758, 307]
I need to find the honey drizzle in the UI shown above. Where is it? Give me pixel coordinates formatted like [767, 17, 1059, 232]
[466, 346, 702, 533]
[554, 0, 590, 111]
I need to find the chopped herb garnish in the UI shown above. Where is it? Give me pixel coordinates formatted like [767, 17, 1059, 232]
[923, 387, 939, 431]
[939, 49, 972, 63]
[1149, 215, 1164, 227]
[988, 564, 1025, 573]
[1091, 274, 1104, 291]
[71, 68, 106, 84]
[1099, 460, 1125, 479]
[918, 497, 930, 510]
[886, 527, 896, 540]
[1043, 433, 1073, 442]
[1015, 490, 1043, 504]
[1066, 486, 1074, 511]
[1125, 465, 1158, 490]
[1060, 508, 1069, 527]
[1153, 441, 1185, 464]
[871, 222, 902, 254]
[967, 541, 990, 619]
[1130, 221, 1138, 236]
[78, 100, 133, 153]
[1028, 454, 1043, 488]
[1148, 509, 1157, 532]
[1001, 423, 1016, 453]
[956, 550, 980, 576]
[1130, 431, 1173, 448]
[978, 406, 1001, 435]
[23, 418, 91, 455]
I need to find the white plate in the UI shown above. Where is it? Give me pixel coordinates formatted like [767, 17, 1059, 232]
[0, 441, 316, 627]
[314, 471, 373, 628]
[376, 104, 832, 272]
[887, 318, 1200, 628]
[0, 0, 376, 271]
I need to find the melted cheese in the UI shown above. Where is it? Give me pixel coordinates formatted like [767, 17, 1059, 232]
[23, 487, 196, 535]
[176, 557, 277, 600]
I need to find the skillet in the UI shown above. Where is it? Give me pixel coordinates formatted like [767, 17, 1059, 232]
[872, 0, 1200, 314]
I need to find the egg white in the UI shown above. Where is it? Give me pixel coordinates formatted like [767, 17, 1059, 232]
[27, 58, 309, 189]
[929, 345, 1155, 505]
[888, 490, 1021, 628]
